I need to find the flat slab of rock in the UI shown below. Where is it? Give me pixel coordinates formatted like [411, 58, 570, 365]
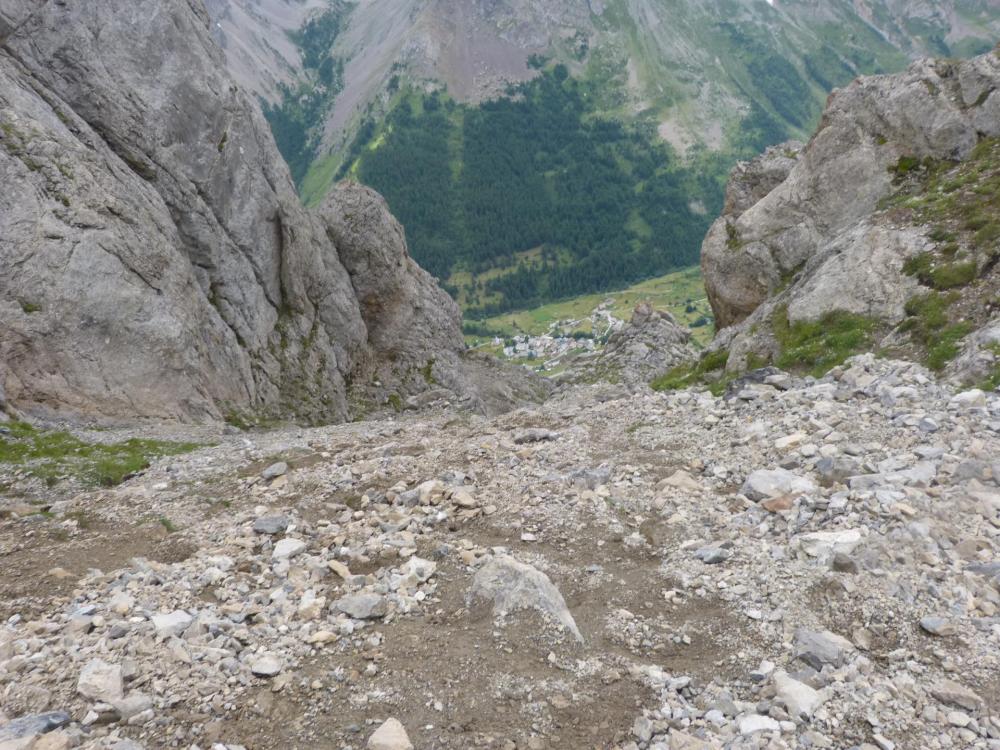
[799, 528, 864, 558]
[272, 538, 306, 560]
[773, 671, 823, 719]
[741, 468, 816, 501]
[77, 659, 123, 703]
[253, 514, 290, 535]
[112, 693, 153, 721]
[250, 654, 283, 677]
[470, 555, 583, 642]
[794, 628, 854, 670]
[931, 679, 983, 711]
[0, 712, 71, 741]
[333, 593, 387, 620]
[738, 714, 780, 735]
[663, 470, 702, 492]
[920, 616, 957, 636]
[151, 610, 193, 639]
[367, 717, 413, 750]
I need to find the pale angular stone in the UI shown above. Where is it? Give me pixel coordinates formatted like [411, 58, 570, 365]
[77, 659, 123, 703]
[367, 718, 413, 750]
[470, 555, 582, 642]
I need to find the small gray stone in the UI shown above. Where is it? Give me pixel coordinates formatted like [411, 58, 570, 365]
[794, 629, 854, 670]
[272, 538, 307, 560]
[694, 544, 732, 564]
[253, 515, 290, 535]
[632, 716, 654, 743]
[741, 468, 816, 501]
[367, 717, 413, 750]
[151, 610, 193, 639]
[77, 659, 124, 703]
[469, 555, 583, 642]
[739, 714, 780, 735]
[920, 617, 957, 636]
[831, 552, 860, 574]
[250, 654, 283, 677]
[816, 457, 861, 487]
[113, 693, 153, 720]
[333, 593, 388, 620]
[931, 680, 984, 712]
[261, 462, 288, 480]
[773, 671, 823, 718]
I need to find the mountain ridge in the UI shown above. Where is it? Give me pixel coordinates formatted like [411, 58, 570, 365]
[0, 0, 547, 426]
[211, 0, 1000, 169]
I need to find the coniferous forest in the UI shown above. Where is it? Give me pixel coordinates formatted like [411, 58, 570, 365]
[344, 67, 744, 317]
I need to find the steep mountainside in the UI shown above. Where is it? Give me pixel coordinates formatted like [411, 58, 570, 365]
[214, 0, 1000, 160]
[0, 0, 546, 426]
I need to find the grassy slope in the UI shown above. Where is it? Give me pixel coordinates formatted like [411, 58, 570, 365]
[466, 266, 713, 346]
[0, 422, 202, 488]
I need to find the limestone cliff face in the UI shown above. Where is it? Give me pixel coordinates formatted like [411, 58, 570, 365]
[701, 48, 1000, 373]
[0, 0, 533, 424]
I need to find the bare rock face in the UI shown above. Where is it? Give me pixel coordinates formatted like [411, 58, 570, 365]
[0, 0, 539, 424]
[596, 303, 697, 387]
[703, 49, 1000, 366]
[701, 143, 804, 330]
[318, 182, 463, 367]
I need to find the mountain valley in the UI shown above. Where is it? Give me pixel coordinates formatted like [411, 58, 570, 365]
[3, 2, 1000, 750]
[210, 0, 1000, 313]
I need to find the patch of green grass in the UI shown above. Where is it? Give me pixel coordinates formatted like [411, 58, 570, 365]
[651, 348, 730, 394]
[470, 266, 714, 347]
[420, 359, 436, 385]
[386, 393, 403, 412]
[773, 307, 877, 377]
[158, 516, 179, 534]
[900, 291, 972, 371]
[223, 411, 252, 431]
[0, 422, 201, 487]
[891, 154, 923, 178]
[886, 138, 1000, 255]
[903, 252, 978, 290]
[927, 322, 975, 370]
[977, 344, 1000, 391]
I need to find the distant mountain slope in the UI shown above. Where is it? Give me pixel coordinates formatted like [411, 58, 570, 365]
[211, 0, 1000, 162]
[207, 0, 999, 315]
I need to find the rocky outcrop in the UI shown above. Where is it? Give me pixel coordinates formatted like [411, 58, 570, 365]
[557, 303, 697, 388]
[701, 143, 804, 329]
[0, 0, 541, 424]
[702, 48, 1000, 370]
[596, 303, 697, 386]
